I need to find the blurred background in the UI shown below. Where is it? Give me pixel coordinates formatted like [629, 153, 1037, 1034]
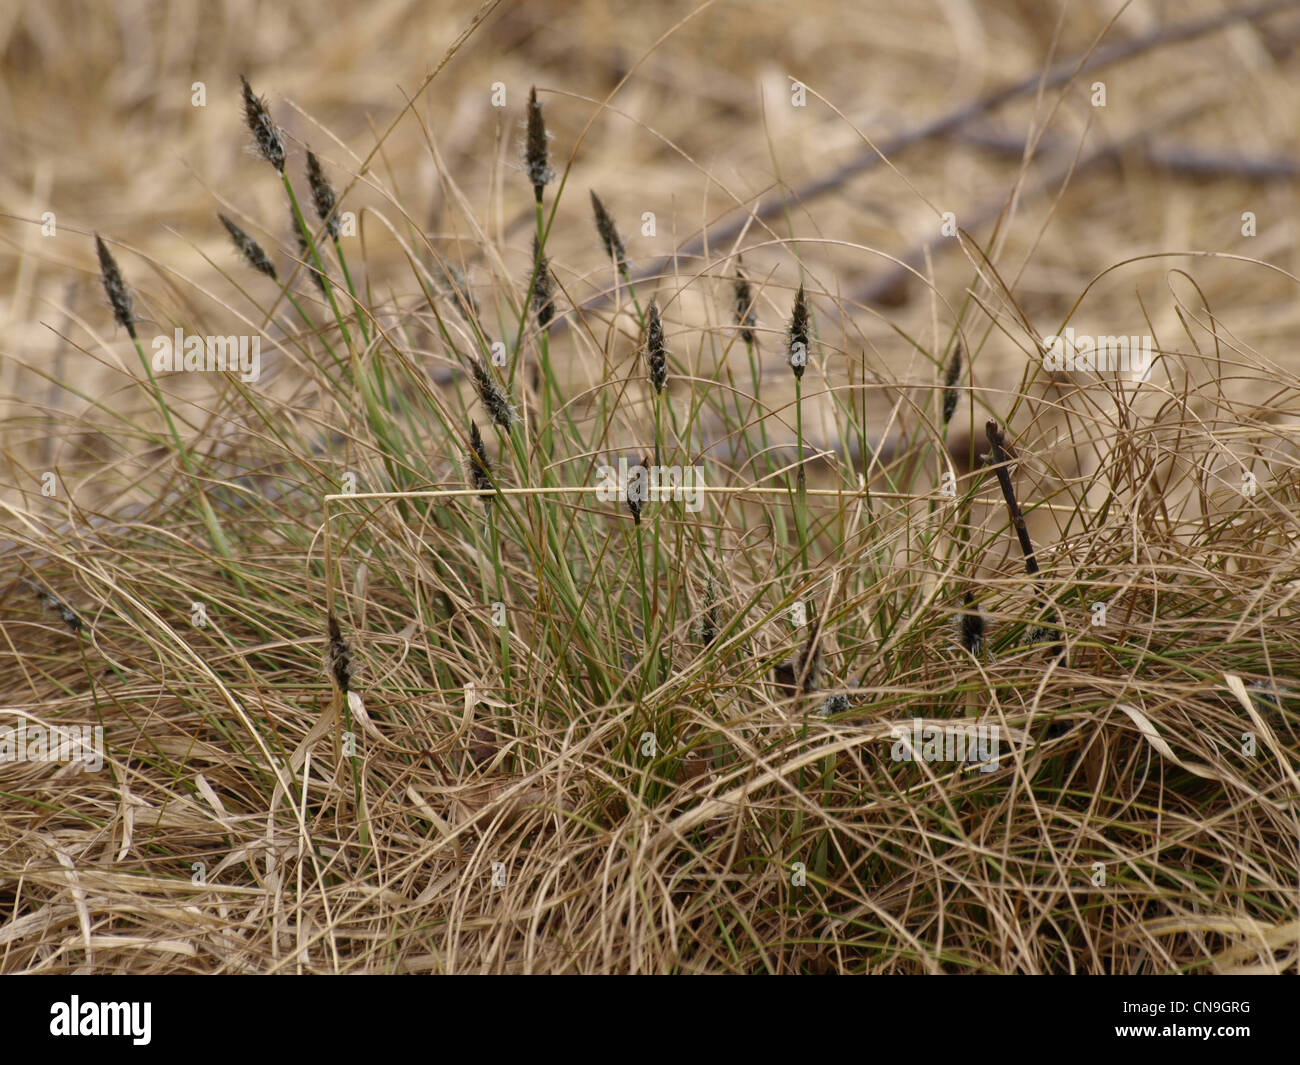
[3, 0, 1300, 495]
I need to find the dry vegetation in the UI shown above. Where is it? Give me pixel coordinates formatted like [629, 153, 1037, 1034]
[1, 0, 1299, 973]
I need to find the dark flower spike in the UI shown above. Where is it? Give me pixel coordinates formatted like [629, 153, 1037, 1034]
[645, 300, 668, 394]
[733, 263, 757, 347]
[240, 75, 285, 174]
[305, 151, 340, 240]
[942, 341, 962, 424]
[525, 87, 553, 203]
[531, 234, 555, 328]
[326, 614, 352, 695]
[626, 455, 650, 525]
[94, 235, 135, 339]
[471, 358, 516, 433]
[466, 420, 494, 507]
[788, 284, 810, 380]
[957, 592, 985, 657]
[218, 214, 278, 281]
[590, 191, 627, 277]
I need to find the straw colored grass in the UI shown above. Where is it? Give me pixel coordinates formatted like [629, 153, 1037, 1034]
[1, 0, 1298, 973]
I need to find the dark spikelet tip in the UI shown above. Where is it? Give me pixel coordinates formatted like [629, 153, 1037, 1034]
[305, 150, 340, 240]
[467, 420, 493, 506]
[590, 190, 626, 272]
[326, 614, 352, 695]
[240, 74, 285, 173]
[525, 86, 552, 202]
[733, 266, 756, 345]
[471, 358, 516, 433]
[788, 284, 810, 380]
[645, 300, 668, 394]
[94, 234, 136, 339]
[944, 341, 963, 388]
[218, 213, 278, 281]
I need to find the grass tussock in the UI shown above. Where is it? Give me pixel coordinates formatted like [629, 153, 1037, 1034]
[2, 0, 1300, 974]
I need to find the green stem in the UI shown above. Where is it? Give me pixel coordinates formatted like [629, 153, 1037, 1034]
[129, 334, 239, 584]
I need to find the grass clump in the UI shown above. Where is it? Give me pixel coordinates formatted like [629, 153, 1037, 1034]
[2, 11, 1299, 976]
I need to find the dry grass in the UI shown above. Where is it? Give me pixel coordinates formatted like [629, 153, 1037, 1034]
[1, 0, 1299, 974]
